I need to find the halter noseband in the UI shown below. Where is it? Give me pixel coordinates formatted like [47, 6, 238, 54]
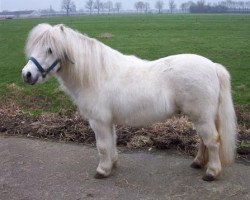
[29, 57, 60, 78]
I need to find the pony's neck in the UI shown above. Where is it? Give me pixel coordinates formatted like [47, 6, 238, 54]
[56, 28, 145, 94]
[55, 33, 116, 93]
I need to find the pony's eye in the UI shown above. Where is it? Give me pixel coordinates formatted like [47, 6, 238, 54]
[48, 48, 52, 54]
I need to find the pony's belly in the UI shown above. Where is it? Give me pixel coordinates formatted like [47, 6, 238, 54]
[113, 110, 173, 127]
[111, 97, 175, 127]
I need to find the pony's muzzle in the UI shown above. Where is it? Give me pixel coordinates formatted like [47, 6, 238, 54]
[22, 70, 38, 85]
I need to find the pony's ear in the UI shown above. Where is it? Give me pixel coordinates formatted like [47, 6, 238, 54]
[60, 24, 64, 32]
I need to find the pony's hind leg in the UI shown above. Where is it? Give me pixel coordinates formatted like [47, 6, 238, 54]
[195, 121, 222, 181]
[111, 126, 118, 167]
[191, 136, 208, 169]
[89, 120, 117, 179]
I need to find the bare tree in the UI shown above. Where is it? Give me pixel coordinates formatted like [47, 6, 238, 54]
[155, 0, 164, 13]
[61, 0, 76, 16]
[94, 0, 103, 14]
[71, 4, 76, 12]
[181, 2, 188, 13]
[114, 2, 122, 13]
[85, 0, 94, 15]
[105, 1, 113, 14]
[168, 0, 176, 13]
[144, 2, 150, 13]
[135, 1, 145, 13]
[227, 0, 250, 11]
[180, 1, 193, 13]
[100, 2, 105, 12]
[135, 2, 140, 12]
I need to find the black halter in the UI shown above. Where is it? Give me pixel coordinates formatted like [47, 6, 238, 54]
[29, 57, 60, 78]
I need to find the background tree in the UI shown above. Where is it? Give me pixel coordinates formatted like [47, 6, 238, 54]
[85, 0, 94, 15]
[115, 2, 122, 13]
[189, 0, 229, 13]
[105, 1, 113, 14]
[135, 1, 145, 13]
[71, 3, 76, 12]
[144, 2, 150, 13]
[135, 2, 140, 12]
[180, 1, 192, 13]
[100, 2, 105, 13]
[168, 0, 176, 13]
[61, 0, 76, 16]
[155, 0, 164, 13]
[94, 0, 103, 14]
[219, 0, 250, 12]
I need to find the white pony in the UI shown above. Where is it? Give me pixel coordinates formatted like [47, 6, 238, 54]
[22, 24, 236, 181]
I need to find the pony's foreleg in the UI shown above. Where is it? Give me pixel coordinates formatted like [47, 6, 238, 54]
[89, 120, 117, 179]
[191, 136, 208, 169]
[195, 121, 222, 181]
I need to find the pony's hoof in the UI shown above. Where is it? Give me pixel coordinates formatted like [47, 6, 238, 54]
[202, 174, 216, 181]
[190, 162, 203, 169]
[94, 172, 108, 179]
[113, 161, 118, 168]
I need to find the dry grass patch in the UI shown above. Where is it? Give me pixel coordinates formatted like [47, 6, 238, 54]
[0, 103, 249, 160]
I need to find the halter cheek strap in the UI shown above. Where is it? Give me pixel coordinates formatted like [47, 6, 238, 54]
[29, 57, 60, 78]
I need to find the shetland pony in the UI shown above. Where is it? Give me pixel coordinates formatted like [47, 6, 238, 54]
[22, 24, 236, 181]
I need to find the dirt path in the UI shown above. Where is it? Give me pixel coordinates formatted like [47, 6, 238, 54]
[0, 136, 249, 200]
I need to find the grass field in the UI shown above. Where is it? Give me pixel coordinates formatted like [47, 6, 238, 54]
[0, 14, 249, 114]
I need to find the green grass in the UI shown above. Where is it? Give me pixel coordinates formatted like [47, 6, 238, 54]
[0, 14, 249, 113]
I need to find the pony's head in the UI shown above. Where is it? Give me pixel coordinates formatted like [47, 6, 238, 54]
[22, 23, 73, 85]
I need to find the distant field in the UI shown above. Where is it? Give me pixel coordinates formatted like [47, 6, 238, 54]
[0, 14, 249, 114]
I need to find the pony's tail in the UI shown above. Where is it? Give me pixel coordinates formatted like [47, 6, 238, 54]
[215, 64, 237, 166]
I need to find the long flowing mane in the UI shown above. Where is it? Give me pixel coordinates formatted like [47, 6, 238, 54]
[26, 24, 147, 87]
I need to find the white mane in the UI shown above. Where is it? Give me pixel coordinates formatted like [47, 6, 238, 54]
[26, 23, 147, 88]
